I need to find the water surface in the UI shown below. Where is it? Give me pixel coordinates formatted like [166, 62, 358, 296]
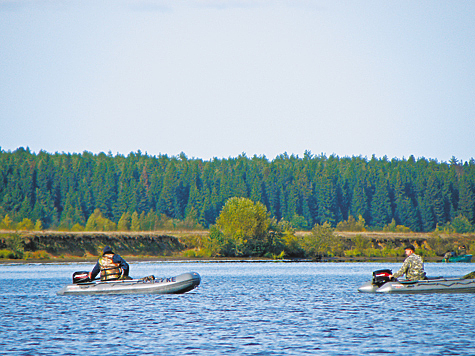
[1, 261, 474, 355]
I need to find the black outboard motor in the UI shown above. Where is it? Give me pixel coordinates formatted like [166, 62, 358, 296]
[73, 271, 91, 284]
[372, 269, 393, 287]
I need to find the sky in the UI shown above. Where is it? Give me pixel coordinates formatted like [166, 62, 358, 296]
[1, 0, 474, 163]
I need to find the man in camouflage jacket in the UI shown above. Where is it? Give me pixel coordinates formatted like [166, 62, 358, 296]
[389, 244, 426, 281]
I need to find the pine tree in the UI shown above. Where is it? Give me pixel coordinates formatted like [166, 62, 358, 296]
[426, 175, 446, 225]
[131, 211, 140, 231]
[393, 173, 419, 231]
[370, 174, 392, 228]
[117, 212, 131, 231]
[315, 170, 337, 226]
[458, 176, 475, 222]
[350, 176, 368, 222]
[418, 194, 435, 232]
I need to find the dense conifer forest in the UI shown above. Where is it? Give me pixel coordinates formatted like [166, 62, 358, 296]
[1, 147, 474, 233]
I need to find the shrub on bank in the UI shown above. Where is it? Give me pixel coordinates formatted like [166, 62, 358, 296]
[23, 250, 51, 260]
[336, 215, 366, 232]
[181, 248, 212, 258]
[0, 249, 21, 259]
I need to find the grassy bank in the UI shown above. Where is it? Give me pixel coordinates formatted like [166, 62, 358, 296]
[0, 230, 186, 261]
[1, 230, 473, 263]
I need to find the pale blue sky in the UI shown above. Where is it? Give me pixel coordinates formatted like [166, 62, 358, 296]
[1, 0, 474, 162]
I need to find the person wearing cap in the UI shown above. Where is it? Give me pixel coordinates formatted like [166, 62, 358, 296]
[88, 246, 130, 281]
[389, 244, 426, 281]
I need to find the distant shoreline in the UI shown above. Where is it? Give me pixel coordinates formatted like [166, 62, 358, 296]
[1, 230, 473, 264]
[0, 255, 447, 264]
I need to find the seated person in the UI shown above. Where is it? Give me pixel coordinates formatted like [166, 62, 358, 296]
[389, 244, 426, 281]
[88, 246, 130, 281]
[443, 251, 454, 262]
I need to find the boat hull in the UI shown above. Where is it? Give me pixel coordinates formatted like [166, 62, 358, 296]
[448, 255, 472, 263]
[358, 277, 475, 294]
[57, 272, 201, 296]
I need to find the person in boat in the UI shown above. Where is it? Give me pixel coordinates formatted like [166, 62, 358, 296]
[458, 245, 467, 256]
[443, 251, 454, 263]
[88, 246, 130, 281]
[389, 244, 426, 281]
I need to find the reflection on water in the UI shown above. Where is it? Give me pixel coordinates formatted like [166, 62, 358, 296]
[1, 262, 474, 355]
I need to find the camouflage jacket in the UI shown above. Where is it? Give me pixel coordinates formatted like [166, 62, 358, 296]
[393, 253, 426, 280]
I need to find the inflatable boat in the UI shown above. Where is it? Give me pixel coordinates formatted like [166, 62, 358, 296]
[446, 254, 472, 263]
[358, 269, 475, 294]
[57, 271, 201, 295]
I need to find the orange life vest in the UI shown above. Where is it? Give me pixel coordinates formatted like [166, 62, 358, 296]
[98, 254, 122, 281]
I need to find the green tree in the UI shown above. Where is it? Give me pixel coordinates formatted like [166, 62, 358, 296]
[451, 215, 473, 233]
[204, 225, 226, 256]
[117, 212, 131, 231]
[34, 219, 43, 231]
[350, 173, 369, 222]
[185, 183, 204, 226]
[336, 215, 366, 232]
[136, 166, 151, 214]
[0, 148, 474, 233]
[131, 211, 140, 231]
[215, 197, 274, 256]
[370, 175, 392, 228]
[458, 176, 474, 223]
[279, 219, 304, 257]
[16, 218, 34, 230]
[290, 214, 308, 230]
[157, 162, 181, 218]
[92, 158, 117, 220]
[315, 170, 338, 226]
[422, 175, 446, 227]
[301, 222, 341, 260]
[85, 211, 99, 231]
[0, 214, 13, 230]
[418, 194, 435, 232]
[85, 209, 116, 231]
[115, 159, 137, 219]
[393, 173, 419, 231]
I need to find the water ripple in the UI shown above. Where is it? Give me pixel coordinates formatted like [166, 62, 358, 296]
[1, 262, 475, 355]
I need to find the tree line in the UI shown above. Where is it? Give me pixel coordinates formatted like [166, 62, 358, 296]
[0, 147, 474, 233]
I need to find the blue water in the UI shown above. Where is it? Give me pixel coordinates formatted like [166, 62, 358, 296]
[1, 261, 475, 355]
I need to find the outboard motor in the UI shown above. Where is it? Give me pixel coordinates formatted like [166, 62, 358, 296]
[72, 271, 91, 284]
[372, 269, 392, 287]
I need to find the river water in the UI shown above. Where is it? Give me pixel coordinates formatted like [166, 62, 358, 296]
[1, 261, 474, 355]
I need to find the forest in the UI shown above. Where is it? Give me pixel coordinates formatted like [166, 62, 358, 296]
[0, 147, 474, 234]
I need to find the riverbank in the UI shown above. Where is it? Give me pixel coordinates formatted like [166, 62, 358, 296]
[0, 230, 186, 261]
[0, 230, 473, 263]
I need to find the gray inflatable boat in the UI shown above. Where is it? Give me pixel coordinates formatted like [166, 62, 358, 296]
[57, 272, 201, 296]
[358, 269, 475, 294]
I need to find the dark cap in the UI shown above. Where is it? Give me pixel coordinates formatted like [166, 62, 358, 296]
[404, 244, 415, 252]
[103, 246, 113, 255]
